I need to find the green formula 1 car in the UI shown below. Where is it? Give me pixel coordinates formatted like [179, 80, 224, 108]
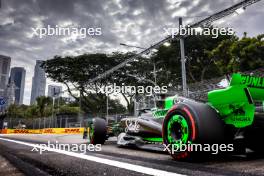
[90, 73, 264, 160]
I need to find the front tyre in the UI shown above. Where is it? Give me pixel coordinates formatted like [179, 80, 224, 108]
[89, 118, 107, 144]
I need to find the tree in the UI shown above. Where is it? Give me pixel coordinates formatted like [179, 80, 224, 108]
[42, 29, 235, 114]
[209, 36, 239, 75]
[109, 52, 154, 113]
[7, 104, 32, 119]
[209, 34, 264, 74]
[231, 34, 264, 71]
[5, 98, 83, 119]
[42, 54, 119, 113]
[42, 53, 146, 114]
[153, 26, 235, 84]
[26, 105, 39, 119]
[7, 104, 20, 118]
[42, 30, 263, 116]
[36, 96, 52, 118]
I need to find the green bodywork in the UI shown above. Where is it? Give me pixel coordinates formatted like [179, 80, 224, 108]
[208, 73, 264, 128]
[152, 95, 177, 119]
[143, 137, 163, 142]
[146, 73, 263, 145]
[152, 73, 263, 129]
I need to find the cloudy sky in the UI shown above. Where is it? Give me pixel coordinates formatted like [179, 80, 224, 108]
[0, 0, 263, 105]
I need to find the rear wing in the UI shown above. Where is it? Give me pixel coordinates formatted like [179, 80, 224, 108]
[230, 73, 264, 101]
[208, 73, 263, 128]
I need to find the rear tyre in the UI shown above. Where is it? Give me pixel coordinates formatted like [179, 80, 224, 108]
[245, 113, 264, 153]
[89, 118, 107, 144]
[162, 101, 225, 160]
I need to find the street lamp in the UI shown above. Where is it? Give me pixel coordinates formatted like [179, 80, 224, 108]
[179, 17, 188, 97]
[106, 94, 109, 124]
[235, 7, 246, 15]
[52, 89, 62, 128]
[163, 42, 171, 47]
[151, 48, 158, 52]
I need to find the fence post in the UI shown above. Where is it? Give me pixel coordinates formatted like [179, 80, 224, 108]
[66, 118, 68, 128]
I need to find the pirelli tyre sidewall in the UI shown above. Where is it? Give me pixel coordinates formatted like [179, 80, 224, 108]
[89, 118, 107, 145]
[162, 101, 225, 160]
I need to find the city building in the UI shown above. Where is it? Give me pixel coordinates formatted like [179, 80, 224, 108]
[0, 55, 11, 97]
[30, 60, 46, 105]
[9, 67, 26, 104]
[48, 85, 62, 97]
[4, 80, 16, 106]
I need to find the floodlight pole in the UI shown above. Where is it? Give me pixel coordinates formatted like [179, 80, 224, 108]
[153, 62, 157, 85]
[179, 17, 188, 97]
[79, 89, 82, 127]
[106, 95, 109, 124]
[52, 97, 55, 127]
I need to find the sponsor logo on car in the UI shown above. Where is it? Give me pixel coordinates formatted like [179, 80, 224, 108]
[125, 119, 140, 132]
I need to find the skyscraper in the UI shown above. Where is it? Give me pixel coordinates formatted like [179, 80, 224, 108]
[48, 85, 62, 97]
[4, 80, 16, 106]
[0, 55, 11, 97]
[9, 67, 26, 104]
[30, 60, 46, 105]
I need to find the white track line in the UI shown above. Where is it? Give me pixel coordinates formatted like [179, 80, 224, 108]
[0, 137, 186, 176]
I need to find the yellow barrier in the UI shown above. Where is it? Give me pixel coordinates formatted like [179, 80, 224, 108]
[0, 129, 41, 134]
[41, 128, 85, 134]
[0, 128, 85, 134]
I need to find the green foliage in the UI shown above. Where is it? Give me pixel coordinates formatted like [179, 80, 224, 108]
[58, 105, 80, 114]
[210, 34, 264, 74]
[6, 96, 81, 119]
[153, 27, 235, 83]
[36, 96, 52, 117]
[41, 28, 263, 116]
[42, 53, 142, 114]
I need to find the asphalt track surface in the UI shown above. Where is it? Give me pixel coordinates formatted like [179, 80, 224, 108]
[0, 134, 264, 176]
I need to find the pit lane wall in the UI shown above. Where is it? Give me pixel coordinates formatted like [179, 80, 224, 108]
[0, 128, 85, 134]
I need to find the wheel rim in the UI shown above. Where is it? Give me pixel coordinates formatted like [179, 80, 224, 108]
[167, 114, 189, 147]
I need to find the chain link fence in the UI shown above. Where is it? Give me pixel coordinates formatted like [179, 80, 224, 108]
[186, 68, 263, 101]
[1, 113, 129, 129]
[2, 117, 79, 129]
